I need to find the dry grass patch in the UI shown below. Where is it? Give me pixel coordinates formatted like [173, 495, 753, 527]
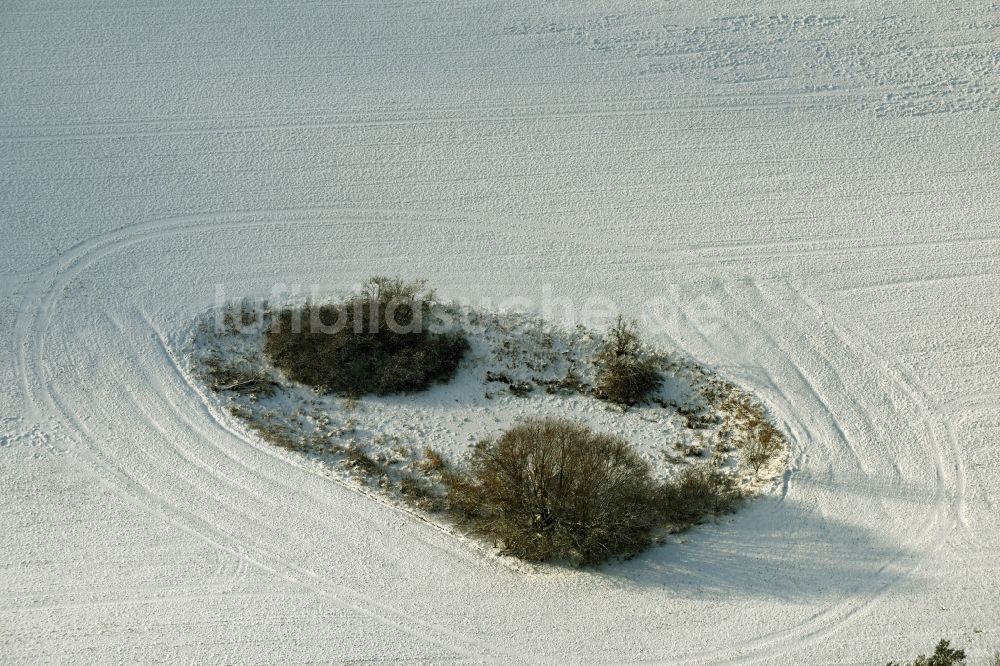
[444, 419, 746, 565]
[717, 387, 786, 477]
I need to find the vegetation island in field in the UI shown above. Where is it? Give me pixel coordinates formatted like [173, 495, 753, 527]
[186, 277, 787, 566]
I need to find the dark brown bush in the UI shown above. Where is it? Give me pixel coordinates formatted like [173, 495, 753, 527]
[886, 639, 967, 666]
[263, 277, 467, 396]
[594, 316, 661, 406]
[445, 419, 663, 565]
[658, 465, 742, 529]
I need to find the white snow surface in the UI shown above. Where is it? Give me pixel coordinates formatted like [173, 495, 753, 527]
[2, 1, 999, 663]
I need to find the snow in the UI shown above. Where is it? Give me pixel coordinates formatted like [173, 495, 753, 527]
[181, 297, 780, 521]
[2, 0, 999, 663]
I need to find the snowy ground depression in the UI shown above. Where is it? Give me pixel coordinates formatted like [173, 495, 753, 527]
[2, 0, 999, 663]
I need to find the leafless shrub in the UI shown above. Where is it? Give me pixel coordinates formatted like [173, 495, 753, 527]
[593, 316, 660, 406]
[659, 466, 742, 529]
[445, 419, 662, 565]
[720, 391, 785, 476]
[886, 639, 966, 666]
[742, 422, 783, 475]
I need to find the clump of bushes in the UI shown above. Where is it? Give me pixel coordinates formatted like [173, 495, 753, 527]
[887, 639, 966, 666]
[593, 316, 661, 406]
[445, 419, 661, 564]
[263, 277, 468, 396]
[443, 418, 742, 565]
[660, 465, 742, 529]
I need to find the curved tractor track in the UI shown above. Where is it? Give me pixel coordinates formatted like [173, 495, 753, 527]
[13, 209, 965, 663]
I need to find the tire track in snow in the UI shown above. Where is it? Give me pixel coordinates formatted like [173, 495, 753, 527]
[791, 286, 970, 545]
[0, 95, 843, 143]
[787, 283, 967, 542]
[13, 208, 515, 662]
[147, 317, 532, 576]
[709, 278, 964, 664]
[637, 275, 962, 664]
[12, 208, 963, 663]
[668, 278, 887, 663]
[114, 314, 510, 660]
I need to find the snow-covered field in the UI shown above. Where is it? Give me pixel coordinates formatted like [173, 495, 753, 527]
[3, 1, 999, 663]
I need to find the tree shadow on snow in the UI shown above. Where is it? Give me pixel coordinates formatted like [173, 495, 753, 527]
[602, 488, 923, 603]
